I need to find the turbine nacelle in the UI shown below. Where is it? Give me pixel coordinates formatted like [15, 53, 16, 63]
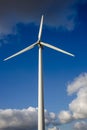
[37, 41, 44, 48]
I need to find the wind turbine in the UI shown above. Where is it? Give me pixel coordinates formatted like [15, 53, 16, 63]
[4, 15, 75, 130]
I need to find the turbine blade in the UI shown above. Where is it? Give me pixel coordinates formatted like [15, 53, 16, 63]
[41, 42, 75, 57]
[38, 15, 43, 41]
[4, 42, 37, 61]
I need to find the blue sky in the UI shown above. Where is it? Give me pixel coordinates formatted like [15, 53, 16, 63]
[0, 0, 87, 130]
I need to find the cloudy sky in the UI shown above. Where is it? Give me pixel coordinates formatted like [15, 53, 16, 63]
[0, 0, 87, 130]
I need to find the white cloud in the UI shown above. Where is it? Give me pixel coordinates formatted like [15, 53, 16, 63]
[67, 73, 87, 119]
[0, 107, 38, 130]
[0, 107, 60, 130]
[45, 109, 59, 126]
[69, 86, 87, 119]
[48, 126, 60, 130]
[67, 73, 87, 95]
[74, 121, 87, 130]
[58, 72, 87, 127]
[58, 110, 73, 124]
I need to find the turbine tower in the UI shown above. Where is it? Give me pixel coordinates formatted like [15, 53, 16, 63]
[4, 15, 75, 130]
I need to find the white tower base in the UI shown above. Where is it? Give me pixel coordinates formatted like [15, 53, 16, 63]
[38, 45, 45, 130]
